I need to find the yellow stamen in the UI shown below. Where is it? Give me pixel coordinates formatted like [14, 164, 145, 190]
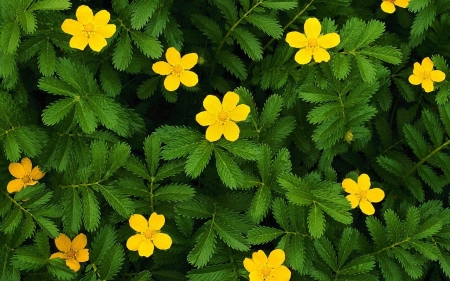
[84, 23, 94, 32]
[66, 250, 76, 259]
[173, 65, 183, 75]
[22, 175, 31, 184]
[359, 190, 367, 199]
[217, 111, 229, 123]
[261, 265, 272, 276]
[308, 38, 318, 48]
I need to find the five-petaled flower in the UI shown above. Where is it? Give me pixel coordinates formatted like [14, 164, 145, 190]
[381, 0, 410, 14]
[50, 233, 89, 272]
[7, 157, 45, 193]
[152, 47, 199, 91]
[126, 213, 172, 258]
[342, 174, 385, 216]
[286, 17, 340, 65]
[408, 57, 446, 93]
[244, 249, 291, 281]
[196, 92, 250, 142]
[61, 5, 116, 52]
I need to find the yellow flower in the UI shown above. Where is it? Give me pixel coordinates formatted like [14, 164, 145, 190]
[7, 157, 45, 193]
[342, 174, 385, 216]
[285, 17, 340, 65]
[152, 47, 199, 91]
[61, 5, 116, 52]
[196, 92, 250, 142]
[49, 233, 89, 272]
[381, 0, 410, 14]
[126, 213, 172, 258]
[243, 249, 291, 281]
[408, 57, 446, 93]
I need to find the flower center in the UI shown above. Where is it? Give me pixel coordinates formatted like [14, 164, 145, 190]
[358, 190, 367, 199]
[66, 250, 76, 259]
[422, 71, 431, 79]
[22, 175, 31, 184]
[308, 38, 318, 48]
[143, 228, 159, 240]
[84, 23, 95, 32]
[261, 265, 272, 277]
[173, 64, 183, 75]
[217, 111, 229, 123]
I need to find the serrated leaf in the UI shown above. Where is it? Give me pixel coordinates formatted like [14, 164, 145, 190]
[80, 187, 100, 232]
[187, 223, 217, 267]
[154, 184, 195, 202]
[98, 185, 134, 218]
[249, 184, 271, 223]
[42, 98, 76, 125]
[231, 27, 262, 61]
[38, 40, 57, 76]
[62, 188, 82, 235]
[360, 46, 402, 64]
[18, 10, 36, 33]
[185, 141, 213, 178]
[34, 216, 59, 238]
[130, 0, 158, 29]
[99, 62, 121, 97]
[113, 31, 133, 71]
[214, 148, 244, 188]
[355, 55, 376, 83]
[191, 14, 223, 44]
[308, 205, 325, 238]
[97, 244, 124, 280]
[216, 50, 248, 80]
[0, 20, 20, 54]
[131, 32, 163, 59]
[214, 221, 249, 251]
[246, 14, 283, 38]
[29, 0, 71, 10]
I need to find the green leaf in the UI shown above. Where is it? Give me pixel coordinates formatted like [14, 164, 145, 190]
[1, 207, 22, 234]
[99, 62, 121, 97]
[272, 198, 289, 229]
[314, 237, 337, 271]
[0, 20, 20, 54]
[246, 14, 283, 39]
[214, 221, 249, 251]
[403, 124, 428, 159]
[214, 147, 244, 188]
[249, 184, 271, 223]
[131, 271, 152, 281]
[75, 100, 97, 134]
[308, 205, 325, 238]
[185, 141, 214, 178]
[38, 40, 57, 76]
[62, 188, 82, 236]
[131, 32, 163, 59]
[360, 46, 402, 64]
[215, 0, 238, 23]
[231, 27, 262, 61]
[187, 264, 233, 281]
[154, 184, 195, 202]
[260, 1, 297, 10]
[18, 10, 36, 33]
[187, 222, 217, 267]
[216, 50, 248, 80]
[217, 139, 259, 160]
[247, 226, 285, 244]
[137, 77, 159, 99]
[355, 20, 385, 49]
[259, 95, 283, 130]
[330, 53, 351, 79]
[355, 55, 376, 83]
[113, 31, 133, 71]
[130, 0, 158, 29]
[29, 0, 71, 10]
[191, 14, 223, 44]
[80, 187, 100, 232]
[34, 216, 59, 238]
[339, 255, 375, 275]
[98, 185, 134, 218]
[97, 244, 124, 280]
[90, 226, 117, 264]
[47, 258, 77, 280]
[38, 77, 76, 97]
[42, 98, 76, 125]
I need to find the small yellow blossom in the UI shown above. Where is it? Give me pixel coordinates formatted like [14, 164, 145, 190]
[342, 174, 385, 216]
[408, 57, 446, 93]
[50, 233, 89, 272]
[61, 5, 116, 52]
[243, 249, 291, 281]
[7, 157, 45, 193]
[286, 17, 340, 65]
[381, 0, 410, 14]
[196, 92, 250, 142]
[126, 213, 172, 258]
[152, 47, 199, 91]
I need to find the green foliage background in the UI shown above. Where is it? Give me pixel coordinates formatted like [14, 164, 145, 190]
[1, 0, 450, 280]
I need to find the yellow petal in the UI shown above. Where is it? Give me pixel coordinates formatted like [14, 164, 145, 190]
[271, 265, 291, 281]
[357, 174, 371, 191]
[252, 250, 268, 265]
[394, 0, 410, 8]
[30, 166, 45, 180]
[88, 33, 107, 52]
[249, 271, 264, 281]
[422, 78, 434, 92]
[294, 48, 312, 65]
[243, 258, 258, 272]
[71, 233, 87, 251]
[164, 74, 181, 91]
[408, 74, 423, 85]
[342, 178, 359, 194]
[129, 214, 148, 232]
[346, 194, 360, 209]
[430, 70, 446, 82]
[229, 104, 250, 122]
[312, 47, 331, 63]
[285, 31, 308, 48]
[149, 212, 165, 230]
[9, 162, 26, 178]
[203, 95, 223, 114]
[96, 24, 116, 39]
[7, 179, 24, 193]
[55, 234, 72, 253]
[61, 19, 83, 36]
[26, 180, 38, 186]
[223, 121, 240, 141]
[422, 57, 434, 72]
[317, 33, 340, 49]
[222, 92, 239, 112]
[304, 18, 321, 39]
[359, 199, 375, 215]
[66, 259, 80, 272]
[196, 111, 217, 126]
[76, 249, 89, 262]
[413, 62, 424, 76]
[166, 47, 181, 66]
[381, 1, 396, 13]
[49, 252, 66, 259]
[268, 249, 285, 268]
[69, 34, 89, 50]
[205, 122, 224, 142]
[126, 234, 145, 251]
[76, 5, 93, 24]
[152, 233, 172, 250]
[138, 240, 154, 257]
[93, 10, 110, 27]
[181, 53, 198, 69]
[152, 61, 173, 75]
[180, 71, 198, 87]
[367, 188, 385, 203]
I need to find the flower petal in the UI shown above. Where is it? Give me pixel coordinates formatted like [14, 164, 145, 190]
[7, 179, 24, 193]
[205, 122, 224, 142]
[367, 188, 385, 203]
[422, 57, 434, 72]
[9, 162, 26, 178]
[166, 47, 181, 66]
[152, 61, 173, 75]
[268, 249, 285, 268]
[304, 18, 321, 39]
[346, 194, 360, 209]
[294, 48, 313, 65]
[181, 53, 198, 69]
[164, 74, 181, 91]
[61, 19, 83, 36]
[30, 166, 45, 180]
[203, 95, 222, 114]
[88, 33, 107, 52]
[223, 121, 240, 141]
[286, 31, 308, 48]
[229, 104, 250, 122]
[55, 234, 72, 253]
[69, 34, 89, 50]
[138, 240, 154, 257]
[358, 174, 371, 191]
[93, 10, 110, 27]
[359, 199, 375, 215]
[129, 214, 148, 232]
[413, 62, 424, 76]
[271, 265, 292, 281]
[76, 5, 93, 24]
[152, 233, 172, 250]
[196, 111, 217, 126]
[180, 71, 198, 87]
[408, 74, 423, 85]
[381, 1, 396, 13]
[249, 271, 264, 281]
[71, 233, 87, 251]
[422, 78, 434, 92]
[252, 250, 268, 265]
[66, 259, 80, 272]
[317, 33, 340, 49]
[243, 258, 258, 272]
[313, 47, 331, 63]
[126, 234, 145, 251]
[394, 0, 410, 8]
[96, 24, 116, 39]
[222, 92, 239, 112]
[76, 249, 89, 262]
[342, 178, 359, 194]
[49, 252, 66, 259]
[149, 212, 165, 230]
[430, 70, 446, 82]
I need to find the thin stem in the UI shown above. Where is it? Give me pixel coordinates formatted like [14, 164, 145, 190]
[370, 237, 411, 256]
[149, 178, 155, 212]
